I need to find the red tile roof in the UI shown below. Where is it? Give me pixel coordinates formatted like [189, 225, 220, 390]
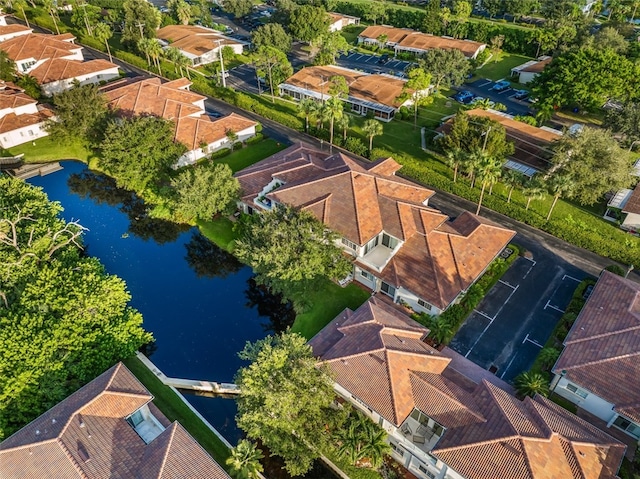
[622, 184, 640, 214]
[0, 81, 36, 110]
[236, 143, 514, 309]
[554, 271, 640, 423]
[156, 25, 241, 57]
[311, 298, 626, 479]
[175, 112, 257, 150]
[0, 33, 79, 62]
[0, 363, 230, 479]
[29, 58, 118, 85]
[0, 104, 54, 134]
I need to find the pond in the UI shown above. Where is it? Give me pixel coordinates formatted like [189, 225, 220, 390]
[28, 161, 295, 444]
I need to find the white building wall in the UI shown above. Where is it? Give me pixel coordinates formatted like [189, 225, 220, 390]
[553, 376, 617, 423]
[0, 102, 38, 118]
[40, 67, 120, 96]
[176, 124, 257, 167]
[622, 212, 640, 231]
[0, 120, 49, 148]
[0, 28, 32, 42]
[518, 71, 538, 85]
[396, 286, 442, 316]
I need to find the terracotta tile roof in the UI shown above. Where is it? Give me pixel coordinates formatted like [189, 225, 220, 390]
[175, 112, 257, 150]
[283, 65, 408, 108]
[622, 184, 640, 214]
[0, 81, 36, 110]
[0, 103, 54, 134]
[359, 25, 412, 44]
[236, 143, 513, 310]
[0, 33, 80, 61]
[554, 271, 640, 423]
[437, 109, 561, 170]
[0, 24, 32, 38]
[397, 32, 485, 57]
[521, 57, 552, 73]
[156, 25, 241, 57]
[29, 58, 117, 85]
[0, 363, 230, 479]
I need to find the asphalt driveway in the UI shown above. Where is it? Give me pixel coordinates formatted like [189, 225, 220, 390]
[452, 79, 531, 117]
[449, 246, 585, 383]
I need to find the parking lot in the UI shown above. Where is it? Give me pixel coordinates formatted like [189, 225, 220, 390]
[449, 249, 585, 382]
[452, 78, 531, 117]
[336, 52, 414, 77]
[227, 64, 261, 95]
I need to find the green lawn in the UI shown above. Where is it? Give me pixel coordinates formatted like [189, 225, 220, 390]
[341, 25, 366, 45]
[8, 136, 94, 163]
[291, 281, 370, 340]
[217, 138, 286, 173]
[475, 52, 532, 81]
[123, 356, 232, 466]
[198, 217, 238, 252]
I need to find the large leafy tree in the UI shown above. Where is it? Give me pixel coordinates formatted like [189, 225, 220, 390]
[548, 127, 634, 205]
[0, 177, 152, 439]
[251, 46, 293, 103]
[419, 48, 469, 91]
[0, 50, 15, 82]
[289, 5, 330, 43]
[122, 0, 161, 46]
[234, 204, 352, 286]
[423, 0, 443, 34]
[226, 440, 264, 479]
[439, 111, 514, 160]
[604, 102, 640, 146]
[531, 47, 639, 112]
[400, 67, 432, 129]
[45, 82, 109, 145]
[171, 162, 240, 221]
[100, 115, 187, 191]
[222, 0, 253, 19]
[251, 23, 292, 53]
[235, 332, 342, 476]
[311, 31, 349, 65]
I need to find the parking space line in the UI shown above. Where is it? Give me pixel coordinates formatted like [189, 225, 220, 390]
[544, 299, 565, 313]
[492, 284, 519, 320]
[498, 279, 516, 290]
[498, 89, 512, 95]
[476, 310, 493, 321]
[479, 80, 492, 87]
[500, 354, 518, 379]
[563, 274, 581, 282]
[355, 54, 363, 60]
[522, 333, 544, 348]
[522, 259, 536, 279]
[465, 314, 496, 358]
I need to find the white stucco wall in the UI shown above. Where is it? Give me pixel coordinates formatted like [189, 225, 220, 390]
[0, 120, 49, 148]
[0, 101, 38, 118]
[396, 286, 442, 316]
[622, 211, 640, 231]
[40, 67, 120, 96]
[0, 28, 31, 43]
[553, 376, 617, 423]
[176, 124, 256, 167]
[518, 71, 538, 85]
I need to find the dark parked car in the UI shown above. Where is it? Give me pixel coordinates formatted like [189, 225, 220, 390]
[378, 54, 390, 64]
[490, 80, 511, 92]
[453, 90, 474, 104]
[513, 89, 529, 100]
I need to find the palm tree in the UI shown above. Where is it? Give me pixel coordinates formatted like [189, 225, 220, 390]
[299, 98, 318, 132]
[94, 23, 113, 63]
[475, 153, 502, 215]
[336, 417, 362, 465]
[137, 38, 153, 67]
[362, 119, 383, 155]
[445, 147, 465, 183]
[428, 317, 454, 346]
[336, 414, 390, 469]
[545, 172, 574, 221]
[174, 51, 191, 79]
[537, 347, 560, 371]
[163, 47, 180, 75]
[336, 114, 350, 142]
[514, 371, 549, 398]
[359, 418, 391, 469]
[12, 0, 29, 28]
[502, 169, 524, 203]
[175, 0, 192, 24]
[226, 440, 264, 479]
[326, 96, 344, 147]
[464, 149, 484, 188]
[41, 0, 59, 34]
[147, 40, 163, 74]
[316, 101, 331, 131]
[522, 177, 545, 211]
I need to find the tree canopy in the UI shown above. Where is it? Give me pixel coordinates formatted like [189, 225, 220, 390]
[122, 0, 161, 45]
[235, 332, 341, 476]
[531, 47, 639, 112]
[251, 23, 292, 52]
[100, 115, 187, 191]
[604, 102, 640, 146]
[311, 31, 349, 65]
[439, 111, 515, 160]
[288, 5, 330, 42]
[548, 127, 634, 205]
[0, 177, 151, 439]
[45, 82, 109, 145]
[222, 0, 253, 19]
[171, 162, 240, 221]
[419, 48, 469, 90]
[251, 46, 293, 102]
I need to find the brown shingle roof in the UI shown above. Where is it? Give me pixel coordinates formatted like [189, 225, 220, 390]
[236, 143, 513, 309]
[521, 57, 552, 73]
[0, 33, 80, 62]
[311, 298, 626, 479]
[175, 112, 257, 150]
[437, 109, 561, 170]
[359, 25, 411, 44]
[283, 65, 408, 108]
[156, 25, 241, 57]
[29, 58, 117, 85]
[554, 271, 640, 423]
[0, 24, 32, 38]
[397, 32, 485, 57]
[0, 363, 230, 479]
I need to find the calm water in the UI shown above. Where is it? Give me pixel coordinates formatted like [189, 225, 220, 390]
[28, 161, 294, 443]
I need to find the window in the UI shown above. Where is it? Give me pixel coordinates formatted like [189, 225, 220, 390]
[381, 282, 396, 298]
[417, 465, 435, 479]
[382, 233, 398, 249]
[364, 236, 379, 255]
[417, 299, 432, 310]
[341, 238, 357, 250]
[390, 442, 404, 457]
[614, 416, 640, 438]
[565, 383, 588, 399]
[127, 410, 144, 427]
[360, 270, 375, 282]
[28, 130, 34, 136]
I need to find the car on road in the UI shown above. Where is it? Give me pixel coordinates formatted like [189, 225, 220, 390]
[453, 90, 475, 104]
[490, 80, 511, 92]
[513, 89, 529, 100]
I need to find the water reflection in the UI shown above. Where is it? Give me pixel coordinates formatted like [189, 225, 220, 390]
[245, 278, 295, 334]
[67, 171, 190, 244]
[184, 231, 243, 279]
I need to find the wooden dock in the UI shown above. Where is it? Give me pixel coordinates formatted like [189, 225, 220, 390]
[4, 161, 63, 179]
[135, 352, 240, 396]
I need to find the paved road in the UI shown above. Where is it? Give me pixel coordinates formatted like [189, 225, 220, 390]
[452, 79, 531, 117]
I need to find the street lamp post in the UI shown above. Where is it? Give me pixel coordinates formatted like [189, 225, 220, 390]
[215, 40, 226, 88]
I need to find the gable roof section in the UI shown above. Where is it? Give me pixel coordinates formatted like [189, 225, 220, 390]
[554, 271, 640, 423]
[0, 24, 32, 39]
[0, 33, 80, 62]
[359, 25, 411, 44]
[0, 363, 229, 479]
[156, 25, 241, 57]
[0, 103, 54, 134]
[396, 32, 485, 57]
[0, 81, 36, 111]
[174, 112, 257, 150]
[29, 58, 118, 85]
[622, 184, 640, 215]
